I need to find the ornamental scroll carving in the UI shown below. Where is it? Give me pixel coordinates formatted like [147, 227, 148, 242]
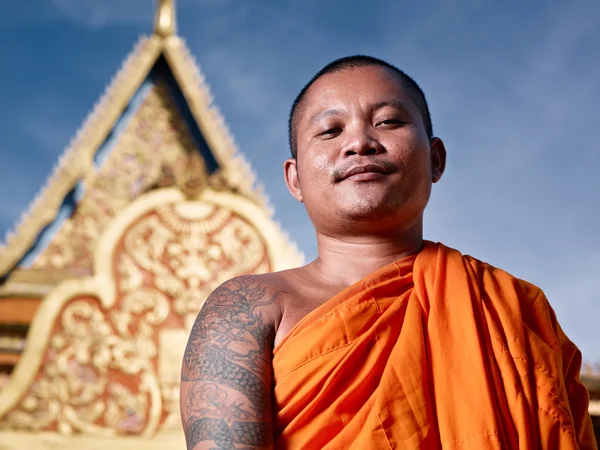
[31, 78, 212, 276]
[0, 196, 271, 436]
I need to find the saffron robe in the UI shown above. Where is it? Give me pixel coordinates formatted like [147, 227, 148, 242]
[272, 242, 596, 449]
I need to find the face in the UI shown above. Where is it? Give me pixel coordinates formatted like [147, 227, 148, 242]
[285, 65, 446, 235]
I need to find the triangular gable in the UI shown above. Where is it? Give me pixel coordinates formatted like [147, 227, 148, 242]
[0, 34, 298, 280]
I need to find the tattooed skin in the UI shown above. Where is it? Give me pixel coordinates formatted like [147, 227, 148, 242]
[186, 418, 273, 449]
[181, 277, 280, 450]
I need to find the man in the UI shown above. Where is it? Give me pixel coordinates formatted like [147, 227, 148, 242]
[180, 55, 596, 449]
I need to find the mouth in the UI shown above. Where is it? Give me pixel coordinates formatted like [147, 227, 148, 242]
[339, 164, 393, 182]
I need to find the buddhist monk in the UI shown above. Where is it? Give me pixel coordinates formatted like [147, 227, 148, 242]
[180, 55, 597, 449]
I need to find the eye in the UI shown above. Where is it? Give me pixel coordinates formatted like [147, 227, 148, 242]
[376, 119, 403, 127]
[318, 127, 343, 138]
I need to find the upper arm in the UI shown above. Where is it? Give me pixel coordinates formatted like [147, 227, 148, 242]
[180, 276, 281, 450]
[532, 286, 597, 449]
[557, 323, 597, 449]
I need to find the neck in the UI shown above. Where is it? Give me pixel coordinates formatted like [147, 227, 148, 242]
[309, 223, 423, 287]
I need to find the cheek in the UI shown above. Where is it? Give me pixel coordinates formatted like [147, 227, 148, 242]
[298, 150, 333, 185]
[405, 151, 433, 202]
[393, 134, 430, 169]
[386, 141, 432, 193]
[308, 147, 332, 170]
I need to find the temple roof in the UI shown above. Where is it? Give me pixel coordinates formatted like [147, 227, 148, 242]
[0, 0, 301, 287]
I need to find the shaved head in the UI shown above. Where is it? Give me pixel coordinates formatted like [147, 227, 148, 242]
[288, 55, 433, 159]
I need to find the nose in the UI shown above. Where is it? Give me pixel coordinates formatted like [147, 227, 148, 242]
[341, 125, 384, 158]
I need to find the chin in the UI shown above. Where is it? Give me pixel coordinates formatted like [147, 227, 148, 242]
[341, 198, 396, 220]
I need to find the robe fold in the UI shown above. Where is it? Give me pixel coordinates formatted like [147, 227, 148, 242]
[272, 242, 596, 449]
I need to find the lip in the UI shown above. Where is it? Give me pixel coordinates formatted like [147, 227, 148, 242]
[345, 171, 387, 181]
[340, 164, 392, 181]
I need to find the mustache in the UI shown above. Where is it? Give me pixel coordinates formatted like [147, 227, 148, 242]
[331, 159, 400, 182]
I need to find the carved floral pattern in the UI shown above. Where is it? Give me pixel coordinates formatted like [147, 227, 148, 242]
[0, 200, 270, 435]
[32, 79, 208, 275]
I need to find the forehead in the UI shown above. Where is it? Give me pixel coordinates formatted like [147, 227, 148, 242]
[297, 65, 415, 123]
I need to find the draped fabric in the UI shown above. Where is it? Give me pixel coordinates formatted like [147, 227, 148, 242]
[272, 242, 596, 449]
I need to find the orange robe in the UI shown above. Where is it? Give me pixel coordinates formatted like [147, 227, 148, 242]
[272, 242, 596, 449]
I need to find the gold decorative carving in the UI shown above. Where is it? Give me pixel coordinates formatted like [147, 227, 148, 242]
[0, 188, 301, 442]
[0, 337, 25, 353]
[0, 0, 304, 440]
[0, 27, 302, 278]
[129, 204, 269, 317]
[30, 80, 210, 275]
[0, 35, 163, 276]
[0, 297, 162, 436]
[0, 429, 186, 450]
[0, 2, 305, 445]
[154, 0, 176, 37]
[177, 151, 209, 199]
[158, 329, 188, 430]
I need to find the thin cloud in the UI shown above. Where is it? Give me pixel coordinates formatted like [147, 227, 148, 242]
[0, 1, 598, 362]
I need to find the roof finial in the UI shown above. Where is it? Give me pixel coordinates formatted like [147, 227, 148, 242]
[154, 0, 176, 37]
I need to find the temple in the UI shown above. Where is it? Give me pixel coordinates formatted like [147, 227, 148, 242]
[0, 1, 302, 448]
[1, 1, 599, 448]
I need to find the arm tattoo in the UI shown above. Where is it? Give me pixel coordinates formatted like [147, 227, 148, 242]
[181, 277, 280, 449]
[186, 418, 272, 449]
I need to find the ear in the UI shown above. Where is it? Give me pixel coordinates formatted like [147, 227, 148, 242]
[429, 137, 447, 183]
[284, 158, 303, 202]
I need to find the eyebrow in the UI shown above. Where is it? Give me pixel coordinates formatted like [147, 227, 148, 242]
[309, 108, 344, 125]
[308, 99, 413, 126]
[371, 99, 413, 114]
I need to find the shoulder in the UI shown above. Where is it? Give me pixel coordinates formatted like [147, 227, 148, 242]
[182, 274, 287, 381]
[462, 253, 562, 343]
[462, 253, 544, 301]
[197, 266, 316, 333]
[430, 242, 544, 300]
[202, 274, 286, 321]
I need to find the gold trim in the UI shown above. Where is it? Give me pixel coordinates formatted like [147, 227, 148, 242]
[0, 278, 100, 416]
[161, 38, 304, 259]
[0, 282, 53, 298]
[0, 187, 301, 422]
[8, 269, 74, 284]
[154, 0, 176, 37]
[161, 37, 277, 211]
[0, 36, 163, 276]
[203, 189, 303, 271]
[0, 429, 186, 450]
[95, 188, 301, 309]
[0, 337, 25, 353]
[0, 27, 303, 279]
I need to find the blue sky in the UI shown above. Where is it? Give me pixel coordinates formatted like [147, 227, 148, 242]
[0, 1, 599, 360]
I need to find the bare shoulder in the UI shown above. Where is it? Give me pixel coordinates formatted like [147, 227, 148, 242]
[205, 273, 287, 319]
[182, 274, 286, 381]
[180, 274, 288, 449]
